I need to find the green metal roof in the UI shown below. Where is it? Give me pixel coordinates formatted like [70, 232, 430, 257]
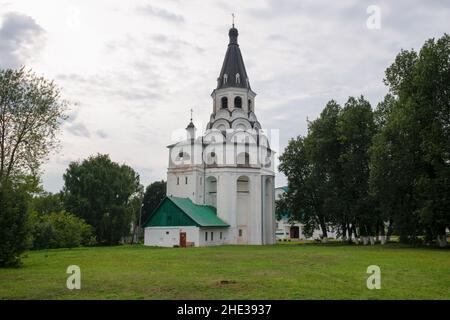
[143, 196, 229, 228]
[170, 197, 229, 227]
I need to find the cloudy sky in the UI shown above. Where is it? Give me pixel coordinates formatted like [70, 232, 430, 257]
[0, 0, 448, 192]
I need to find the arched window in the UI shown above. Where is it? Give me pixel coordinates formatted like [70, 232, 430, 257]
[207, 151, 217, 165]
[236, 73, 240, 84]
[205, 176, 217, 207]
[221, 97, 228, 109]
[237, 152, 250, 166]
[177, 151, 190, 161]
[223, 74, 228, 84]
[248, 99, 252, 111]
[234, 96, 242, 108]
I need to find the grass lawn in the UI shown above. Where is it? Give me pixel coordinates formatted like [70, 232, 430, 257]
[0, 243, 449, 299]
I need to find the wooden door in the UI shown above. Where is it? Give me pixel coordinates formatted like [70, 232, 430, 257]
[179, 232, 187, 247]
[290, 226, 299, 239]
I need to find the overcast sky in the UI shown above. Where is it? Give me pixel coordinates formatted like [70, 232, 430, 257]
[0, 0, 449, 192]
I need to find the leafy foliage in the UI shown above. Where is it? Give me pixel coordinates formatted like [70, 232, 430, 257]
[279, 34, 450, 247]
[141, 180, 166, 224]
[29, 211, 95, 249]
[370, 34, 450, 245]
[0, 67, 67, 179]
[62, 154, 142, 245]
[0, 176, 37, 267]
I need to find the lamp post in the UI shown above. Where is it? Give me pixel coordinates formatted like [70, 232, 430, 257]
[138, 202, 144, 242]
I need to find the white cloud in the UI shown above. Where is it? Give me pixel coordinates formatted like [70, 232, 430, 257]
[0, 11, 45, 68]
[1, 0, 448, 192]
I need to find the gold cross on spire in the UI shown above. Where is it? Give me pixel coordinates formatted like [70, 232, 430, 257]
[190, 108, 193, 122]
[232, 13, 235, 28]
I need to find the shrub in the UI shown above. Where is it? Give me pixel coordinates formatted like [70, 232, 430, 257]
[29, 211, 95, 249]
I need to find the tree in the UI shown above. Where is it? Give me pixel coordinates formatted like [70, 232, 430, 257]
[370, 34, 450, 246]
[305, 100, 343, 240]
[0, 67, 67, 179]
[279, 101, 344, 242]
[0, 176, 38, 267]
[278, 135, 330, 241]
[279, 97, 376, 244]
[62, 154, 142, 245]
[30, 191, 64, 215]
[337, 96, 376, 243]
[141, 180, 166, 224]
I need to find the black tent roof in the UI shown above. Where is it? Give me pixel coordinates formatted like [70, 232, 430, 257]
[216, 27, 250, 90]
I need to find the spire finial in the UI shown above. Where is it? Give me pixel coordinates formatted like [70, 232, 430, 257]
[232, 13, 235, 28]
[186, 108, 195, 130]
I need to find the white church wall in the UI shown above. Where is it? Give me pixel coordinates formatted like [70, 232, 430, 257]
[263, 176, 276, 244]
[236, 175, 250, 244]
[216, 173, 237, 242]
[248, 173, 263, 244]
[199, 228, 229, 246]
[144, 227, 181, 247]
[144, 226, 201, 247]
[167, 169, 203, 204]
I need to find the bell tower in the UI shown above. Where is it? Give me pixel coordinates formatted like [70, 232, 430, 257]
[165, 22, 276, 246]
[208, 23, 260, 131]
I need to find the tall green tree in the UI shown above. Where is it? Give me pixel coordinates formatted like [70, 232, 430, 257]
[0, 67, 67, 179]
[62, 154, 142, 245]
[278, 101, 341, 242]
[0, 67, 66, 266]
[337, 96, 376, 241]
[279, 136, 325, 239]
[370, 34, 450, 246]
[141, 180, 166, 224]
[305, 100, 343, 239]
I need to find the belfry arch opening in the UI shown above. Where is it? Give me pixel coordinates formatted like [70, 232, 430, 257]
[234, 96, 242, 108]
[221, 97, 228, 109]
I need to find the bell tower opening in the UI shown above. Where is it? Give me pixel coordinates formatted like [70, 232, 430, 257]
[221, 97, 228, 109]
[234, 96, 242, 109]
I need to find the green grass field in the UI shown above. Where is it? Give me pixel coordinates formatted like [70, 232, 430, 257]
[1, 243, 449, 300]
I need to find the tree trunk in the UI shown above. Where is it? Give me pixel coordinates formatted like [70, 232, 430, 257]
[341, 224, 347, 242]
[319, 216, 328, 243]
[436, 234, 448, 248]
[386, 219, 394, 242]
[352, 225, 359, 244]
[362, 236, 369, 245]
[347, 223, 353, 244]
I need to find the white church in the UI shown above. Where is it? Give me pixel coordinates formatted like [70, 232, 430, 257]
[143, 24, 276, 247]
